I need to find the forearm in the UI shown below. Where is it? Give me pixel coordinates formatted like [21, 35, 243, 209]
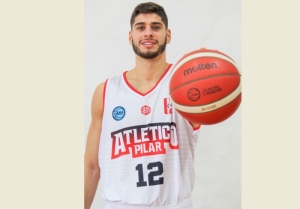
[84, 166, 100, 209]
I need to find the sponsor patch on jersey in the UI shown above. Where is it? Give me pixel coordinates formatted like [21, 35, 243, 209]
[112, 106, 126, 121]
[163, 98, 173, 114]
[111, 122, 179, 159]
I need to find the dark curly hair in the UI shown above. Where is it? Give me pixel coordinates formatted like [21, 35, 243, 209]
[130, 2, 168, 29]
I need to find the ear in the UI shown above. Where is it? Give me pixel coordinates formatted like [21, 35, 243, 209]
[166, 29, 171, 44]
[129, 30, 133, 45]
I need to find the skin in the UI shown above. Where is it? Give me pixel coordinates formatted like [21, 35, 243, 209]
[84, 82, 103, 209]
[126, 13, 172, 93]
[84, 13, 199, 209]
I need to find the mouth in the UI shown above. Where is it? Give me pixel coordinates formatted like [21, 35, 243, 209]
[140, 39, 158, 47]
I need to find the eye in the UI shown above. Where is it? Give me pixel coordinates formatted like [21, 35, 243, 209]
[137, 26, 145, 30]
[152, 26, 161, 31]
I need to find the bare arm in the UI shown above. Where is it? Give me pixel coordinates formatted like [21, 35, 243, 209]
[84, 82, 105, 209]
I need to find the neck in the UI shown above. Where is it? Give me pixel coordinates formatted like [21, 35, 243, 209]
[134, 52, 168, 81]
[127, 52, 169, 93]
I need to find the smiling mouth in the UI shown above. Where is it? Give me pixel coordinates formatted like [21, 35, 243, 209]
[143, 42, 154, 45]
[140, 40, 158, 46]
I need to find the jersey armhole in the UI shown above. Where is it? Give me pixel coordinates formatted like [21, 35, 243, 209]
[102, 79, 108, 115]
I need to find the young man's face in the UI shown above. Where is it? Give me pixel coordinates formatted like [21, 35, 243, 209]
[129, 13, 171, 59]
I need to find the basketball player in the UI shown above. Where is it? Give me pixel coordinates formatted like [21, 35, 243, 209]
[84, 2, 201, 209]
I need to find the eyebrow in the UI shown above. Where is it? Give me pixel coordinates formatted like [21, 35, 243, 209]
[134, 22, 163, 27]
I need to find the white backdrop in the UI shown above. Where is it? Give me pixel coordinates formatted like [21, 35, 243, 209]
[84, 0, 241, 208]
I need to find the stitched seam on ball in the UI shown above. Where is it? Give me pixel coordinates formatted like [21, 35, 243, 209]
[176, 93, 241, 114]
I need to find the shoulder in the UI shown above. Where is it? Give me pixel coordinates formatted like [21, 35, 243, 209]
[93, 81, 106, 98]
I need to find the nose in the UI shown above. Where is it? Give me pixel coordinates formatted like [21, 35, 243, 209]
[143, 26, 153, 38]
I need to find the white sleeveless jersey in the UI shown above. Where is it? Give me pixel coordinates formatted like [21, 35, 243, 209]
[99, 65, 200, 209]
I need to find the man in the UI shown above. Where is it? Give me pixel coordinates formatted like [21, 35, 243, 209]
[85, 2, 200, 209]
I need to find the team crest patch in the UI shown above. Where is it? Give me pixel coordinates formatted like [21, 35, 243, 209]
[112, 106, 126, 121]
[141, 105, 151, 115]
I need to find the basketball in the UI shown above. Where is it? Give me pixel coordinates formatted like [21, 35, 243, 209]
[169, 48, 241, 125]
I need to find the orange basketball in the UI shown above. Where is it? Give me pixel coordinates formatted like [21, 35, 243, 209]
[169, 48, 241, 125]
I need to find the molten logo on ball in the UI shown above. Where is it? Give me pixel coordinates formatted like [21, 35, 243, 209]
[187, 88, 200, 101]
[183, 62, 218, 76]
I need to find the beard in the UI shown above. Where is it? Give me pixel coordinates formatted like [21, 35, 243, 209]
[132, 37, 167, 59]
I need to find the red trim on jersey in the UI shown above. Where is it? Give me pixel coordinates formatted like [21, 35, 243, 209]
[123, 64, 172, 96]
[102, 79, 108, 114]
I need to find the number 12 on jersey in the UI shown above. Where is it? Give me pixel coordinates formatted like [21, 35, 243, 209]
[135, 161, 164, 187]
